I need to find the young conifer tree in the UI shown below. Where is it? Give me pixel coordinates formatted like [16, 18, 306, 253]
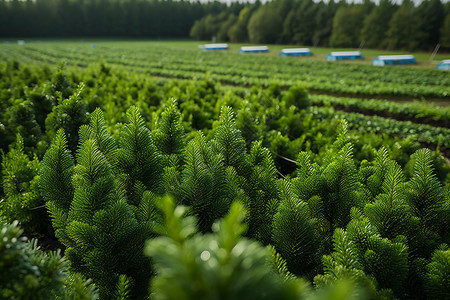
[364, 147, 420, 240]
[39, 129, 75, 245]
[115, 106, 164, 206]
[40, 113, 155, 298]
[212, 106, 250, 178]
[0, 221, 98, 299]
[2, 134, 50, 235]
[45, 84, 89, 153]
[145, 198, 308, 300]
[4, 100, 42, 152]
[404, 149, 449, 252]
[272, 180, 320, 279]
[65, 138, 150, 299]
[78, 108, 117, 166]
[291, 121, 365, 252]
[153, 99, 186, 167]
[313, 228, 384, 298]
[345, 210, 409, 296]
[179, 133, 230, 232]
[425, 248, 450, 299]
[242, 141, 280, 244]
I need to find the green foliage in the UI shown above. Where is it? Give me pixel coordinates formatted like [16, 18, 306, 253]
[190, 12, 234, 41]
[235, 105, 263, 149]
[346, 212, 409, 296]
[212, 106, 248, 176]
[228, 5, 258, 42]
[218, 14, 237, 42]
[3, 99, 43, 152]
[404, 149, 448, 241]
[39, 129, 75, 244]
[0, 221, 98, 299]
[40, 117, 156, 298]
[415, 0, 445, 50]
[242, 141, 280, 244]
[153, 100, 185, 159]
[247, 4, 282, 43]
[313, 1, 338, 47]
[115, 106, 163, 204]
[65, 138, 150, 299]
[79, 108, 117, 165]
[425, 248, 450, 299]
[291, 122, 364, 251]
[363, 148, 421, 246]
[45, 84, 89, 152]
[441, 12, 450, 48]
[386, 0, 420, 50]
[2, 53, 450, 300]
[273, 180, 320, 278]
[113, 275, 132, 300]
[179, 133, 231, 232]
[145, 198, 307, 300]
[267, 245, 296, 281]
[1, 134, 50, 235]
[330, 5, 367, 47]
[1, 0, 449, 51]
[360, 0, 397, 49]
[52, 63, 73, 99]
[314, 229, 379, 297]
[282, 85, 311, 111]
[282, 0, 317, 45]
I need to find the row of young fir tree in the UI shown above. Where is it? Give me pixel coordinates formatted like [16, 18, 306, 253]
[2, 99, 449, 298]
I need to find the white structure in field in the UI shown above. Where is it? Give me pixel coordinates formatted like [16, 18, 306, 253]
[279, 48, 312, 57]
[199, 43, 229, 50]
[326, 51, 364, 61]
[240, 46, 269, 53]
[436, 59, 450, 70]
[372, 55, 416, 66]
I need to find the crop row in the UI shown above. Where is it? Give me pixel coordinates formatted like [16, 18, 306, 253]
[2, 59, 449, 174]
[2, 42, 450, 99]
[3, 47, 449, 148]
[314, 106, 450, 148]
[310, 95, 450, 127]
[1, 60, 449, 299]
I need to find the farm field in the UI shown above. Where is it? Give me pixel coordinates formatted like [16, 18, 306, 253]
[3, 39, 449, 68]
[2, 40, 450, 99]
[1, 40, 449, 299]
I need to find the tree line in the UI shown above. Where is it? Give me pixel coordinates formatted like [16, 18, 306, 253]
[1, 0, 449, 51]
[191, 0, 450, 51]
[0, 0, 244, 38]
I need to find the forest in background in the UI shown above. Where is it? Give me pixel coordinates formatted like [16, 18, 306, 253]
[1, 0, 450, 51]
[0, 0, 244, 38]
[191, 0, 450, 51]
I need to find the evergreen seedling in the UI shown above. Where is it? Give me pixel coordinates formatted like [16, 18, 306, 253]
[2, 134, 49, 235]
[116, 106, 163, 206]
[273, 180, 320, 278]
[39, 129, 75, 244]
[145, 198, 308, 300]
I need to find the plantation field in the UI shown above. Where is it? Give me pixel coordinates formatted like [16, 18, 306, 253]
[1, 40, 449, 299]
[2, 40, 450, 100]
[3, 39, 449, 68]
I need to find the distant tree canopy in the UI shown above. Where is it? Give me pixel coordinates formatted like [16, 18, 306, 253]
[1, 0, 450, 51]
[361, 0, 397, 49]
[247, 3, 283, 44]
[330, 4, 371, 48]
[442, 12, 450, 48]
[0, 0, 237, 38]
[190, 0, 450, 51]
